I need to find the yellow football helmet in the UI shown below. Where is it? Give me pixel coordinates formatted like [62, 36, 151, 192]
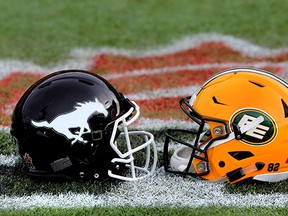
[164, 68, 288, 183]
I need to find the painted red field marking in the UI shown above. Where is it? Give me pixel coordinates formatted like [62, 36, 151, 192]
[1, 40, 288, 127]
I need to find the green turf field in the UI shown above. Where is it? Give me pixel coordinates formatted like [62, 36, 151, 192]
[0, 0, 287, 65]
[1, 0, 288, 215]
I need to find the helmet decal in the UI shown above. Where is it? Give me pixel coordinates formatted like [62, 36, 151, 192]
[23, 153, 35, 170]
[31, 98, 108, 145]
[230, 108, 278, 146]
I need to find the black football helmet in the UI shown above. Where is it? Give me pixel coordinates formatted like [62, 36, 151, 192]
[11, 69, 157, 181]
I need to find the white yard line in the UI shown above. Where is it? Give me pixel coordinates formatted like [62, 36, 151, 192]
[104, 62, 288, 80]
[1, 168, 288, 209]
[1, 33, 288, 79]
[125, 85, 200, 100]
[71, 33, 288, 58]
[0, 154, 20, 166]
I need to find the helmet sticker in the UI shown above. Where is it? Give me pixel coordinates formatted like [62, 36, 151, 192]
[23, 153, 35, 170]
[230, 108, 277, 145]
[31, 98, 108, 145]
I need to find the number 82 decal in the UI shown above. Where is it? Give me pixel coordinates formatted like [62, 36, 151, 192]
[267, 163, 280, 172]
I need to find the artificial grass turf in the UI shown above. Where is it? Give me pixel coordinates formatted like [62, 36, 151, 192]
[0, 0, 287, 65]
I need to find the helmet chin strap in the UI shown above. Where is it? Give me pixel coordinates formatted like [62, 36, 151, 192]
[212, 162, 265, 183]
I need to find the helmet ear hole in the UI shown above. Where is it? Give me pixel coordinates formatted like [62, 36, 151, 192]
[218, 161, 225, 168]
